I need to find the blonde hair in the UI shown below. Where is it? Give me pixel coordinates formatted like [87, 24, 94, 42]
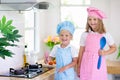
[86, 18, 106, 34]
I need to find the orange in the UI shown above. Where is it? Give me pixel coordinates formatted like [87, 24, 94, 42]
[53, 60, 56, 64]
[48, 61, 53, 65]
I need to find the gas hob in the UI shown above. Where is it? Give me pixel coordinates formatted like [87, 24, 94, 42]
[0, 63, 53, 79]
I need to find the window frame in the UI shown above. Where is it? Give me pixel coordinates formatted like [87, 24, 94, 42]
[24, 11, 38, 52]
[60, 0, 91, 49]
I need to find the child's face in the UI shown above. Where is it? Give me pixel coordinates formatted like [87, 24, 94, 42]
[88, 16, 99, 31]
[59, 30, 72, 47]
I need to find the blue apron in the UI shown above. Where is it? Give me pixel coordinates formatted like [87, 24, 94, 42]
[55, 46, 75, 80]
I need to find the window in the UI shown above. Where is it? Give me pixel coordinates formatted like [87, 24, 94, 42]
[24, 10, 35, 51]
[61, 0, 90, 5]
[61, 0, 91, 49]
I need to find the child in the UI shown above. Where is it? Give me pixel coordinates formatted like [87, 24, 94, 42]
[77, 7, 116, 80]
[49, 21, 78, 80]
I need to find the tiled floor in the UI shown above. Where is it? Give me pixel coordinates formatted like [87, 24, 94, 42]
[108, 74, 120, 80]
[75, 74, 115, 80]
[108, 74, 114, 80]
[74, 74, 117, 80]
[74, 74, 120, 80]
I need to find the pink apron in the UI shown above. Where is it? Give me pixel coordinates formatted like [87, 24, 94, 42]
[80, 33, 107, 80]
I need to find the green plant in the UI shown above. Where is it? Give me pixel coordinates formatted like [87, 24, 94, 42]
[116, 45, 120, 59]
[0, 16, 22, 59]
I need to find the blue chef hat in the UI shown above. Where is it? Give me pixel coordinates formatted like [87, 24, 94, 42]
[57, 21, 75, 35]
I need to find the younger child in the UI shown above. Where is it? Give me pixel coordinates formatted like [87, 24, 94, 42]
[49, 21, 78, 80]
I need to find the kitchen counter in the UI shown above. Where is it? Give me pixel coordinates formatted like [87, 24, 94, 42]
[107, 59, 120, 74]
[1, 59, 120, 80]
[0, 59, 55, 80]
[0, 69, 54, 80]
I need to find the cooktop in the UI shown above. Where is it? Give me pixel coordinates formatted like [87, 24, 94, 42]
[0, 63, 53, 79]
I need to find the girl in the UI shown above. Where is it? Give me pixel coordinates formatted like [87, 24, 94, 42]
[49, 21, 78, 80]
[77, 7, 116, 80]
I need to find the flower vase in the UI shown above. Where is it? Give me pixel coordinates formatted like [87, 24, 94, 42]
[44, 51, 50, 64]
[44, 46, 54, 64]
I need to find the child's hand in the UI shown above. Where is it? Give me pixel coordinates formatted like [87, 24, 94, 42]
[98, 50, 106, 56]
[77, 68, 80, 77]
[58, 66, 67, 73]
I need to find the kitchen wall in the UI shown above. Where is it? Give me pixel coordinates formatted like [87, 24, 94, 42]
[0, 11, 24, 74]
[38, 0, 60, 59]
[109, 0, 120, 61]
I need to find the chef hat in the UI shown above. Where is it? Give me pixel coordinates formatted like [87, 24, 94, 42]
[87, 7, 107, 20]
[57, 21, 75, 35]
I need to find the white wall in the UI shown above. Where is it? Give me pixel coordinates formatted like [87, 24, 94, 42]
[0, 11, 24, 74]
[91, 0, 120, 61]
[109, 0, 120, 61]
[37, 0, 60, 59]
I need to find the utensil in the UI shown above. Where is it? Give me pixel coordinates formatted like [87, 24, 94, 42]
[97, 37, 106, 69]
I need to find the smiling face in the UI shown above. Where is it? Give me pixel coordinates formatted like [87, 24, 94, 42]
[88, 16, 99, 32]
[59, 30, 72, 48]
[86, 16, 106, 33]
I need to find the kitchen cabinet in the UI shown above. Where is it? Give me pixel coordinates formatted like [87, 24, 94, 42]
[43, 74, 54, 80]
[107, 59, 120, 74]
[107, 60, 120, 80]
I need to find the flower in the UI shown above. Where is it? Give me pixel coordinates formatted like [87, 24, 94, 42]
[44, 36, 61, 50]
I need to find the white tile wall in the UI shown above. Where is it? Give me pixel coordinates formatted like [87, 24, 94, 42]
[0, 11, 24, 74]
